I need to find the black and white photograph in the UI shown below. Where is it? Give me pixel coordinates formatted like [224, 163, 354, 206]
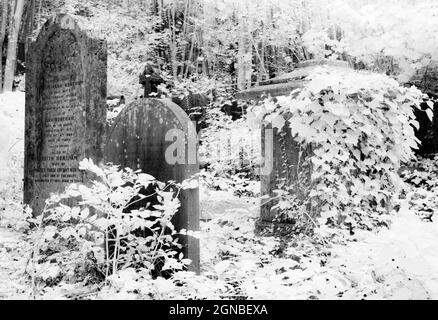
[0, 0, 437, 304]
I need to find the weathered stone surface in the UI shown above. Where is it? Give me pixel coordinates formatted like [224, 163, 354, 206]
[260, 120, 312, 224]
[24, 14, 107, 216]
[236, 60, 349, 102]
[409, 62, 438, 97]
[104, 98, 200, 274]
[171, 92, 209, 132]
[235, 80, 305, 102]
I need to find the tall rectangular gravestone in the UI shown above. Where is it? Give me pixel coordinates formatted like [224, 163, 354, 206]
[24, 14, 107, 216]
[104, 98, 200, 274]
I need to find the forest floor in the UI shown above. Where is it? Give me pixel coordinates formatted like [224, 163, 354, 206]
[0, 188, 437, 299]
[0, 227, 29, 299]
[1, 91, 438, 299]
[200, 189, 438, 300]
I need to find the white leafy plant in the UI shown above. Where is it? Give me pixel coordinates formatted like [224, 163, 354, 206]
[28, 159, 198, 291]
[248, 66, 432, 230]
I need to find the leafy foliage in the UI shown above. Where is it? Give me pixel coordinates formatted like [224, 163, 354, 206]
[2, 0, 438, 301]
[400, 155, 438, 222]
[0, 92, 27, 231]
[198, 103, 261, 197]
[316, 0, 438, 81]
[26, 159, 194, 296]
[200, 108, 259, 176]
[249, 66, 430, 230]
[25, 0, 438, 102]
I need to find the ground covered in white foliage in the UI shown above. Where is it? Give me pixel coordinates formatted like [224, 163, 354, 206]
[1, 92, 438, 300]
[1, 190, 438, 300]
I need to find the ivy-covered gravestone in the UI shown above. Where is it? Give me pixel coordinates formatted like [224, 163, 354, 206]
[237, 60, 350, 234]
[239, 59, 426, 234]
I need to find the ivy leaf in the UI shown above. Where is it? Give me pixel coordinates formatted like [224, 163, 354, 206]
[181, 177, 199, 190]
[71, 207, 81, 218]
[271, 114, 286, 130]
[214, 260, 232, 275]
[108, 172, 124, 187]
[80, 207, 90, 220]
[326, 102, 350, 117]
[137, 173, 156, 187]
[43, 226, 57, 241]
[181, 259, 192, 265]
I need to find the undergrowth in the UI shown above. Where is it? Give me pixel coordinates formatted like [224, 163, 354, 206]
[24, 159, 198, 298]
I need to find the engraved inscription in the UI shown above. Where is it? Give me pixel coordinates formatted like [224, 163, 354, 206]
[24, 14, 107, 216]
[33, 76, 84, 184]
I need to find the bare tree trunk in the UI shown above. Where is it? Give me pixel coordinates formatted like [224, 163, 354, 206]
[3, 0, 24, 92]
[237, 14, 252, 90]
[36, 0, 42, 30]
[168, 3, 177, 79]
[184, 31, 195, 79]
[180, 0, 190, 78]
[0, 0, 9, 93]
[23, 0, 35, 55]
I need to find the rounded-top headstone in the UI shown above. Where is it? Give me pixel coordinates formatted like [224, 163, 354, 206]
[104, 98, 200, 273]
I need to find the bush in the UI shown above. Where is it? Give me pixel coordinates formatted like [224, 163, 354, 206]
[248, 66, 430, 231]
[27, 159, 196, 295]
[400, 155, 438, 222]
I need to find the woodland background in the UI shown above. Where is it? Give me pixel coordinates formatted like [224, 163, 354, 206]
[1, 0, 437, 98]
[1, 0, 438, 300]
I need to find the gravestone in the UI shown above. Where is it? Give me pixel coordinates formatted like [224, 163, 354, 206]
[24, 14, 107, 216]
[237, 59, 350, 233]
[259, 119, 313, 226]
[104, 98, 200, 274]
[171, 92, 210, 132]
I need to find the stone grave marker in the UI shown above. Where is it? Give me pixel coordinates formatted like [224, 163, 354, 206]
[104, 98, 200, 274]
[24, 14, 107, 216]
[237, 59, 350, 233]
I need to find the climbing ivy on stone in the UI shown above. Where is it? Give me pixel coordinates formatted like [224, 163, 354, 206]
[248, 66, 431, 230]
